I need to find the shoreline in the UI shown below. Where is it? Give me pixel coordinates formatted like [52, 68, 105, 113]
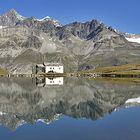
[1, 72, 140, 79]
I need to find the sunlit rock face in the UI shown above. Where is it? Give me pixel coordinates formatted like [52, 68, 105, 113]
[0, 77, 139, 130]
[0, 9, 140, 74]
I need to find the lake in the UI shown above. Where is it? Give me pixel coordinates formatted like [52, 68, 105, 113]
[0, 77, 140, 140]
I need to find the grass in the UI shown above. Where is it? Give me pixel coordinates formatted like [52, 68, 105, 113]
[85, 63, 140, 76]
[79, 63, 140, 77]
[88, 77, 140, 84]
[0, 68, 8, 76]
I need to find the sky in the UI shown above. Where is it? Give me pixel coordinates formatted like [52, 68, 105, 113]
[0, 0, 140, 34]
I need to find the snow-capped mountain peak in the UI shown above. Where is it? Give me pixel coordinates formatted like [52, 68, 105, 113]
[0, 9, 61, 28]
[5, 9, 26, 20]
[0, 9, 26, 27]
[37, 16, 61, 27]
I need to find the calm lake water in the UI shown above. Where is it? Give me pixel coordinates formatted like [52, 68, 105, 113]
[0, 77, 140, 140]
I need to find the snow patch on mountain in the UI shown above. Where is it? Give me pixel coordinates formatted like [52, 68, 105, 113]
[125, 96, 140, 104]
[37, 16, 51, 21]
[124, 32, 140, 44]
[0, 26, 7, 29]
[37, 16, 61, 27]
[126, 37, 140, 44]
[0, 112, 7, 115]
[16, 13, 26, 21]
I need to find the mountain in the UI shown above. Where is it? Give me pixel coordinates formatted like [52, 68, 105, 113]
[0, 9, 140, 74]
[0, 9, 26, 28]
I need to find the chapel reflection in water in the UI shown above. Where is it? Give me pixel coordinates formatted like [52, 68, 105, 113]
[36, 77, 64, 87]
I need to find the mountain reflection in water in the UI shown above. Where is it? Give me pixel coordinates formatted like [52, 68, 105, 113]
[0, 77, 140, 131]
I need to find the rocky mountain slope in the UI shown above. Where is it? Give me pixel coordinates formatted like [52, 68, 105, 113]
[0, 9, 140, 74]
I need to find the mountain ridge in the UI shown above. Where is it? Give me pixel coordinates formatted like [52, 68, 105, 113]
[0, 9, 140, 74]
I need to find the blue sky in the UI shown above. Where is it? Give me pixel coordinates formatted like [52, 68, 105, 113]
[0, 0, 140, 34]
